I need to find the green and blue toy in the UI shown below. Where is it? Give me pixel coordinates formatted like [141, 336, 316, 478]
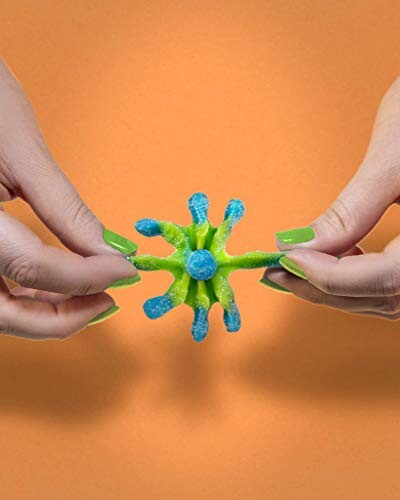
[129, 193, 285, 342]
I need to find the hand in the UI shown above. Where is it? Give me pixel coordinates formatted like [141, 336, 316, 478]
[262, 76, 400, 320]
[0, 59, 139, 339]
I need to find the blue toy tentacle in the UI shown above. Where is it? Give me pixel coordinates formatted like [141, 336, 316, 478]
[211, 272, 241, 333]
[191, 307, 210, 342]
[223, 302, 241, 332]
[188, 192, 209, 224]
[135, 218, 162, 236]
[143, 271, 191, 320]
[135, 219, 190, 253]
[190, 280, 212, 341]
[143, 295, 174, 319]
[208, 199, 246, 257]
[224, 199, 245, 227]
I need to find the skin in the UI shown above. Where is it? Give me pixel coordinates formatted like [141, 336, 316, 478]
[0, 59, 137, 340]
[264, 76, 400, 320]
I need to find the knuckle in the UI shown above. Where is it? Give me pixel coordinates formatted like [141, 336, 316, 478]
[302, 288, 326, 305]
[318, 275, 339, 295]
[323, 198, 354, 234]
[379, 296, 400, 314]
[6, 253, 40, 288]
[15, 262, 39, 288]
[73, 280, 95, 296]
[379, 266, 400, 296]
[68, 194, 97, 231]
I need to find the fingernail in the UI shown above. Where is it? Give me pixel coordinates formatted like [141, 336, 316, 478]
[103, 229, 138, 255]
[279, 256, 307, 280]
[259, 277, 291, 293]
[276, 227, 315, 245]
[88, 305, 120, 326]
[108, 274, 141, 289]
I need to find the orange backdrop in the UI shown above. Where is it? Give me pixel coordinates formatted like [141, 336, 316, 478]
[1, 1, 400, 498]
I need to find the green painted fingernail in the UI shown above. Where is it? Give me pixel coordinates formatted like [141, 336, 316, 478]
[279, 256, 307, 280]
[108, 274, 141, 289]
[103, 229, 138, 255]
[276, 227, 315, 245]
[259, 277, 290, 293]
[88, 305, 120, 326]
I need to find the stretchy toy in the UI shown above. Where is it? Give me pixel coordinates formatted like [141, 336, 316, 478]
[129, 193, 285, 342]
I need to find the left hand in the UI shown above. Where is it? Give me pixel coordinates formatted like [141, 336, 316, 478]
[261, 77, 400, 321]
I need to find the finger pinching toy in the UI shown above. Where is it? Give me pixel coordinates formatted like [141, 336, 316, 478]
[129, 193, 285, 342]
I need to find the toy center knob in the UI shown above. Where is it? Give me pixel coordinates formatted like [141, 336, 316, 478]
[185, 249, 217, 281]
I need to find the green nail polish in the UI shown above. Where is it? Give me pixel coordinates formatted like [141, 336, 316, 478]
[279, 256, 307, 280]
[259, 277, 290, 293]
[276, 227, 315, 245]
[88, 305, 120, 326]
[108, 274, 141, 289]
[103, 229, 138, 255]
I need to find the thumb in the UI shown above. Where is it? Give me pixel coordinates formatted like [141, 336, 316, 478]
[276, 163, 398, 255]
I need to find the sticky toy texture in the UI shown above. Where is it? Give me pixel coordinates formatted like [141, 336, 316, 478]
[129, 193, 285, 342]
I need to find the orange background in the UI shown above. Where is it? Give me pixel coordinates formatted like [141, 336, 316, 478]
[1, 1, 400, 498]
